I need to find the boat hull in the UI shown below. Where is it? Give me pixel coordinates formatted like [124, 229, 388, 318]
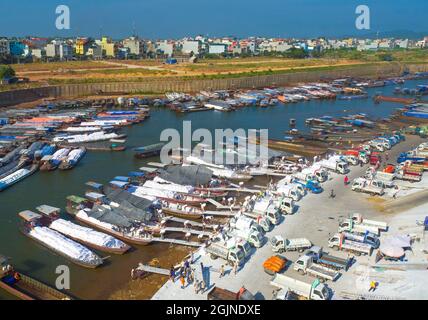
[20, 228, 101, 269]
[70, 215, 152, 246]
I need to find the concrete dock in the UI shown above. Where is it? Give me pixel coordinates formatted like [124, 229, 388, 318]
[151, 135, 428, 300]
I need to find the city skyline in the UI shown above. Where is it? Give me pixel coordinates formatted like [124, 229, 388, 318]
[0, 0, 427, 39]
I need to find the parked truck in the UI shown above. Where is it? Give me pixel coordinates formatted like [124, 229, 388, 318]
[293, 255, 340, 282]
[328, 233, 373, 256]
[206, 242, 245, 266]
[229, 215, 271, 234]
[319, 159, 349, 175]
[338, 218, 380, 236]
[341, 231, 380, 249]
[270, 274, 330, 300]
[275, 184, 301, 201]
[294, 179, 323, 194]
[351, 213, 388, 232]
[304, 165, 329, 183]
[351, 178, 385, 196]
[305, 246, 350, 271]
[270, 235, 312, 253]
[228, 228, 264, 248]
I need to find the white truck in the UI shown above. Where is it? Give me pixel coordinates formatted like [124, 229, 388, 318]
[271, 274, 330, 300]
[351, 213, 388, 232]
[293, 255, 340, 282]
[228, 228, 265, 248]
[243, 198, 288, 225]
[270, 235, 312, 253]
[224, 237, 253, 259]
[304, 165, 329, 183]
[373, 171, 395, 187]
[351, 178, 385, 196]
[341, 231, 380, 249]
[206, 242, 246, 266]
[275, 184, 301, 202]
[328, 233, 373, 256]
[319, 159, 349, 175]
[229, 215, 271, 234]
[338, 218, 380, 236]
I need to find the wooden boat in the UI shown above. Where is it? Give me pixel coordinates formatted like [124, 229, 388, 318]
[0, 255, 73, 300]
[134, 143, 166, 159]
[58, 147, 86, 170]
[0, 163, 38, 192]
[65, 196, 154, 246]
[161, 202, 203, 220]
[35, 205, 131, 255]
[18, 211, 104, 269]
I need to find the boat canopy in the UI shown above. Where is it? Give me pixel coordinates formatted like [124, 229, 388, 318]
[113, 176, 130, 182]
[19, 210, 42, 222]
[85, 181, 104, 192]
[105, 188, 153, 221]
[158, 165, 213, 186]
[128, 171, 145, 177]
[87, 205, 132, 228]
[67, 195, 88, 204]
[109, 180, 129, 188]
[134, 142, 166, 153]
[85, 192, 106, 202]
[36, 205, 60, 217]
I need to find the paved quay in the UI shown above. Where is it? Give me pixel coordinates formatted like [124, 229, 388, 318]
[152, 135, 427, 300]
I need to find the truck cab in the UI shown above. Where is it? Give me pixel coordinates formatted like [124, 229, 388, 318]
[228, 247, 245, 265]
[337, 161, 349, 174]
[278, 197, 295, 215]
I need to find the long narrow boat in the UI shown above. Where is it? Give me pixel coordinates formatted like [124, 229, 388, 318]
[58, 147, 86, 170]
[160, 201, 203, 220]
[35, 205, 131, 255]
[0, 163, 38, 192]
[65, 196, 154, 246]
[18, 210, 104, 269]
[0, 255, 73, 300]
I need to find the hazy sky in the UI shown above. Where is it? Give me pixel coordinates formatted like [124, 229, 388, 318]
[0, 0, 427, 38]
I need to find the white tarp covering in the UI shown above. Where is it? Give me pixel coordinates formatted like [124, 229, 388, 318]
[51, 148, 70, 161]
[144, 179, 194, 194]
[50, 219, 127, 249]
[53, 132, 120, 144]
[382, 235, 411, 248]
[29, 226, 100, 264]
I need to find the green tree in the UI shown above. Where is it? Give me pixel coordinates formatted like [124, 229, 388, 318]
[0, 65, 16, 79]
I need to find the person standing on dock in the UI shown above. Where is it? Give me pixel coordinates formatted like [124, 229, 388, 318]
[169, 266, 176, 282]
[233, 261, 239, 275]
[220, 265, 225, 278]
[194, 279, 200, 294]
[344, 175, 349, 186]
[180, 274, 186, 289]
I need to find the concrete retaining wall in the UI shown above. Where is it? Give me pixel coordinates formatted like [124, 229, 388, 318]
[1, 62, 428, 107]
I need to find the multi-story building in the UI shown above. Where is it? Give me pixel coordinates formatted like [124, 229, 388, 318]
[182, 40, 200, 55]
[75, 38, 91, 55]
[123, 37, 142, 56]
[157, 41, 174, 56]
[0, 39, 10, 57]
[100, 37, 116, 57]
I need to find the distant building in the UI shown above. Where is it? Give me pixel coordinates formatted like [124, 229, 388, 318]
[157, 41, 174, 56]
[100, 37, 116, 57]
[182, 40, 200, 55]
[123, 37, 142, 56]
[46, 41, 73, 60]
[75, 38, 91, 55]
[0, 39, 10, 56]
[31, 48, 44, 60]
[208, 43, 227, 54]
[86, 44, 103, 59]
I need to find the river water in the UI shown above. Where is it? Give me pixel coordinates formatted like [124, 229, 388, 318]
[0, 79, 425, 299]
